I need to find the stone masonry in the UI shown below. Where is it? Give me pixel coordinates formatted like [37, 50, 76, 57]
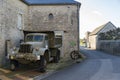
[26, 5, 80, 58]
[0, 0, 28, 66]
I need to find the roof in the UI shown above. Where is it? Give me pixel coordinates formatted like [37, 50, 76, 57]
[21, 0, 80, 5]
[90, 22, 115, 35]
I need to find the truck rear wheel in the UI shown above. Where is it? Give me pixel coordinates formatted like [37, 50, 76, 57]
[54, 50, 60, 63]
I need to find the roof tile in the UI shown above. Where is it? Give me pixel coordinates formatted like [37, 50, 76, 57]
[90, 22, 115, 35]
[23, 0, 79, 5]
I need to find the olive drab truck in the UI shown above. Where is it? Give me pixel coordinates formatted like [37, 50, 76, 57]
[7, 31, 62, 72]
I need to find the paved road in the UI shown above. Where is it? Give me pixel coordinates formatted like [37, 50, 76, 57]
[41, 47, 120, 80]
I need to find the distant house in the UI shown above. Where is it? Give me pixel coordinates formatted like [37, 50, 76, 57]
[86, 22, 116, 49]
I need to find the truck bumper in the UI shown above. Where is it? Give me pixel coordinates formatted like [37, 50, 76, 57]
[9, 53, 41, 61]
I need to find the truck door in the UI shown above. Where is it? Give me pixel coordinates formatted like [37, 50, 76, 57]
[45, 36, 48, 48]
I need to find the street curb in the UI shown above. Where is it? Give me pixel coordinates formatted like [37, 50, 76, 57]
[33, 61, 76, 80]
[33, 53, 86, 80]
[33, 61, 85, 80]
[33, 62, 75, 80]
[33, 70, 56, 80]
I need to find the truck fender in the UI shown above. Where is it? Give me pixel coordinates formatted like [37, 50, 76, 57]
[39, 48, 48, 55]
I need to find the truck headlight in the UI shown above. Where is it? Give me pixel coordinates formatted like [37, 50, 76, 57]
[11, 47, 18, 54]
[10, 56, 14, 59]
[36, 55, 40, 60]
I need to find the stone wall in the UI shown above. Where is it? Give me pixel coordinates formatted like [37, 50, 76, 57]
[0, 0, 4, 66]
[97, 40, 120, 55]
[25, 5, 79, 57]
[0, 0, 28, 66]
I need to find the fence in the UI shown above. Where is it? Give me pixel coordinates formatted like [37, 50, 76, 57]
[97, 40, 120, 56]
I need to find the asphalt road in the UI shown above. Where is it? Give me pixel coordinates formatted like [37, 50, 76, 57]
[41, 47, 120, 80]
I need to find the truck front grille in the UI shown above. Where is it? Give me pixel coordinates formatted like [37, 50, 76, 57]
[19, 44, 32, 53]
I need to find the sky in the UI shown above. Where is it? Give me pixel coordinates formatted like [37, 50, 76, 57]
[75, 0, 120, 39]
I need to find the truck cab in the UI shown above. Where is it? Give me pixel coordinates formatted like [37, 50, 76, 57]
[25, 33, 48, 48]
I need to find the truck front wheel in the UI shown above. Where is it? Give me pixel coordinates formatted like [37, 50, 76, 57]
[10, 60, 19, 71]
[44, 51, 50, 63]
[39, 56, 47, 73]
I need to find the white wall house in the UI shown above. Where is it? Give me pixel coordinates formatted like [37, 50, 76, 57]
[86, 22, 116, 49]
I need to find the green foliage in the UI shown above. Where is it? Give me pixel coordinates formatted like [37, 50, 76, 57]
[99, 28, 120, 40]
[80, 39, 86, 46]
[69, 41, 76, 47]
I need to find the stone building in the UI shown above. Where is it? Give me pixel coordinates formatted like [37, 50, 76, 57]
[86, 22, 116, 49]
[0, 0, 81, 66]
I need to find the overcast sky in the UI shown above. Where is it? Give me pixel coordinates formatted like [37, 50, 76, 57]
[76, 0, 120, 38]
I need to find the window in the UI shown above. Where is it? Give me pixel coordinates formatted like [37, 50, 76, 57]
[26, 35, 43, 42]
[45, 36, 48, 40]
[17, 13, 23, 30]
[26, 35, 33, 42]
[48, 13, 54, 20]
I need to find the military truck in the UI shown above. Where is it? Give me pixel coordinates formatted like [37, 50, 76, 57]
[8, 31, 62, 72]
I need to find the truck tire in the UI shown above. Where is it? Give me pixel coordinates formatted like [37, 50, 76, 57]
[10, 60, 19, 71]
[54, 50, 60, 63]
[39, 56, 47, 73]
[57, 50, 60, 61]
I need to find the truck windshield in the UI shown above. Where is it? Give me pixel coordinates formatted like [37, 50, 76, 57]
[26, 35, 33, 42]
[26, 35, 43, 42]
[34, 35, 43, 42]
